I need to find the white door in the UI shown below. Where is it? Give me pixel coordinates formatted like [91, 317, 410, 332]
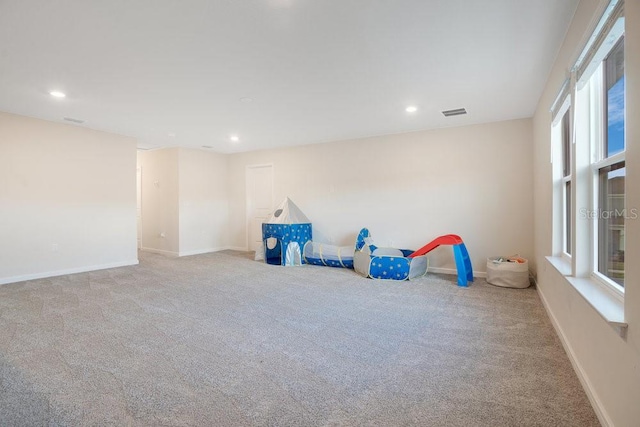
[136, 167, 142, 249]
[246, 165, 274, 252]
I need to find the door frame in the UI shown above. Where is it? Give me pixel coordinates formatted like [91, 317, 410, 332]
[245, 163, 274, 251]
[136, 166, 142, 250]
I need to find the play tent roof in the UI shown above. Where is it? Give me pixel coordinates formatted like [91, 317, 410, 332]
[264, 197, 310, 224]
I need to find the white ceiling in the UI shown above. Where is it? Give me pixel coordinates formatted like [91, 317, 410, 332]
[0, 0, 578, 153]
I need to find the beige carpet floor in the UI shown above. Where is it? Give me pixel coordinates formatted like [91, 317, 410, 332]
[0, 250, 599, 426]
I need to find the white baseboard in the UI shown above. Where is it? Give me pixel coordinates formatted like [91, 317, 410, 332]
[0, 259, 139, 286]
[140, 247, 179, 257]
[225, 246, 249, 252]
[178, 247, 228, 257]
[428, 266, 486, 278]
[537, 286, 612, 427]
[142, 246, 250, 257]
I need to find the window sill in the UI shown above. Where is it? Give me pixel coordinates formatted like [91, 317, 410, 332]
[546, 255, 572, 276]
[545, 256, 627, 336]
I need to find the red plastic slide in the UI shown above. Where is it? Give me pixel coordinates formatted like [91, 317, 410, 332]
[408, 234, 464, 258]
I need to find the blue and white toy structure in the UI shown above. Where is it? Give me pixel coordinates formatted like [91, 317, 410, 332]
[259, 199, 472, 286]
[260, 198, 312, 266]
[303, 241, 354, 268]
[353, 228, 429, 280]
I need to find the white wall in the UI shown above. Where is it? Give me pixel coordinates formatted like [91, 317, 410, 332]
[228, 119, 534, 274]
[0, 112, 138, 284]
[138, 148, 180, 255]
[532, 0, 640, 425]
[138, 147, 229, 256]
[178, 148, 229, 255]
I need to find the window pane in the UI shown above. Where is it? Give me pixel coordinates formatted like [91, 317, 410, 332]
[605, 38, 624, 157]
[562, 109, 571, 177]
[565, 181, 571, 255]
[598, 163, 625, 287]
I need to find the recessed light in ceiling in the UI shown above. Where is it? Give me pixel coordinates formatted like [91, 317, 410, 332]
[49, 90, 66, 98]
[442, 108, 467, 117]
[168, 133, 176, 137]
[240, 97, 253, 103]
[405, 106, 418, 113]
[230, 135, 240, 142]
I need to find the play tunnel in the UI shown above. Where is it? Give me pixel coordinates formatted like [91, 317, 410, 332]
[303, 242, 354, 268]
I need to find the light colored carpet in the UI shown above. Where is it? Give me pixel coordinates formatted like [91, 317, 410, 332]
[0, 250, 599, 426]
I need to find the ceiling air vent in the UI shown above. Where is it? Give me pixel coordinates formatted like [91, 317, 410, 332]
[63, 117, 85, 124]
[441, 108, 467, 117]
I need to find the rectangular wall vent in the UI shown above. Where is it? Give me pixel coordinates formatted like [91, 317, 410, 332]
[63, 117, 85, 124]
[442, 108, 467, 117]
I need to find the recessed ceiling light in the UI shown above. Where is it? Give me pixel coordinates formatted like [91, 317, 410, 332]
[49, 90, 66, 98]
[240, 97, 253, 103]
[405, 106, 418, 113]
[168, 133, 176, 137]
[230, 135, 240, 142]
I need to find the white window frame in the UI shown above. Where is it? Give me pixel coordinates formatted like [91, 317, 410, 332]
[562, 177, 571, 258]
[585, 38, 625, 296]
[550, 95, 572, 264]
[546, 0, 627, 333]
[590, 156, 625, 295]
[561, 109, 572, 259]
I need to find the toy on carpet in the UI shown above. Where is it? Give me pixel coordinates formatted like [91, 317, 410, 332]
[304, 241, 355, 268]
[353, 228, 429, 281]
[257, 198, 473, 286]
[408, 234, 473, 287]
[259, 197, 312, 266]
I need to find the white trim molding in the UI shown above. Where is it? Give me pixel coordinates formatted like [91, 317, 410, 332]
[178, 247, 229, 257]
[428, 266, 487, 278]
[0, 259, 140, 286]
[140, 247, 179, 257]
[537, 284, 614, 427]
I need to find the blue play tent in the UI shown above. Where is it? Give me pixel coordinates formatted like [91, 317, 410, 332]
[261, 198, 312, 266]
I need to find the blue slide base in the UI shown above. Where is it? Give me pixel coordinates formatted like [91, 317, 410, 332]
[453, 243, 474, 287]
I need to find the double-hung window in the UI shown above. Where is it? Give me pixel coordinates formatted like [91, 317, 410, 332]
[577, 1, 625, 293]
[551, 0, 626, 297]
[550, 78, 572, 261]
[593, 37, 625, 289]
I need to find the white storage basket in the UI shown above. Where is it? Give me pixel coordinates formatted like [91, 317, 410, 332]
[486, 257, 530, 288]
